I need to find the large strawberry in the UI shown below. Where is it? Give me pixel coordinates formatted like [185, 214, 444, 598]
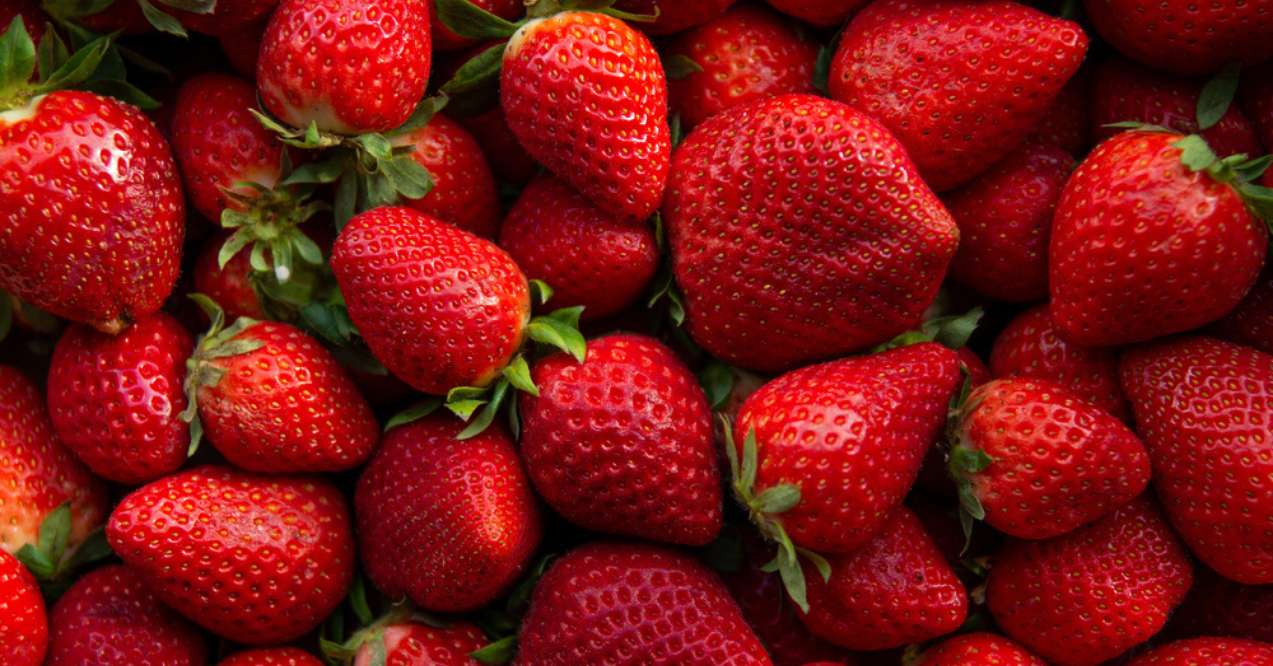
[47, 312, 192, 484]
[764, 0, 866, 27]
[987, 497, 1194, 666]
[1214, 263, 1273, 355]
[665, 94, 958, 371]
[612, 0, 735, 35]
[107, 465, 355, 644]
[1128, 638, 1273, 666]
[1028, 68, 1091, 156]
[1085, 0, 1273, 76]
[1121, 336, 1273, 584]
[355, 414, 541, 612]
[917, 633, 1046, 666]
[0, 549, 47, 666]
[516, 541, 770, 665]
[1170, 567, 1273, 644]
[352, 622, 486, 666]
[827, 0, 1088, 191]
[221, 648, 323, 666]
[392, 114, 500, 237]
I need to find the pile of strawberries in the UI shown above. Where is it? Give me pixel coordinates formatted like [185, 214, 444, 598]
[2, 0, 1273, 663]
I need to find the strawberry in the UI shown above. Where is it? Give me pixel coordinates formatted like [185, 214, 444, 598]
[501, 10, 670, 220]
[1084, 0, 1273, 76]
[665, 5, 819, 129]
[0, 549, 47, 666]
[355, 415, 541, 612]
[1120, 336, 1273, 584]
[192, 231, 269, 322]
[1213, 263, 1273, 355]
[1050, 130, 1269, 346]
[519, 334, 721, 545]
[950, 378, 1151, 539]
[1242, 65, 1273, 151]
[764, 0, 866, 27]
[612, 0, 735, 35]
[958, 347, 992, 386]
[917, 633, 1046, 666]
[220, 648, 323, 666]
[1028, 69, 1091, 156]
[107, 465, 355, 644]
[46, 564, 208, 666]
[665, 94, 958, 371]
[257, 0, 431, 134]
[47, 312, 192, 484]
[352, 622, 486, 666]
[498, 176, 659, 321]
[798, 508, 967, 651]
[944, 142, 1075, 302]
[987, 497, 1194, 666]
[828, 0, 1088, 191]
[219, 19, 266, 79]
[1170, 567, 1273, 644]
[457, 107, 539, 185]
[1127, 638, 1273, 666]
[392, 114, 501, 238]
[516, 541, 770, 665]
[433, 0, 522, 50]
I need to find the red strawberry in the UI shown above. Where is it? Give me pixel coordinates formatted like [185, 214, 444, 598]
[987, 497, 1194, 666]
[498, 176, 659, 320]
[433, 0, 522, 50]
[1050, 130, 1269, 346]
[1120, 336, 1273, 584]
[1084, 0, 1273, 76]
[219, 20, 266, 79]
[950, 378, 1151, 539]
[944, 143, 1075, 302]
[47, 312, 192, 484]
[917, 633, 1046, 666]
[1170, 567, 1273, 644]
[220, 648, 323, 666]
[799, 508, 967, 651]
[612, 0, 735, 35]
[1127, 638, 1273, 666]
[192, 231, 269, 322]
[352, 622, 486, 666]
[355, 415, 541, 612]
[107, 465, 355, 644]
[257, 0, 431, 134]
[764, 0, 867, 27]
[957, 347, 992, 386]
[46, 564, 208, 666]
[392, 114, 500, 237]
[666, 94, 958, 371]
[666, 5, 819, 129]
[0, 549, 47, 666]
[1213, 263, 1273, 355]
[331, 206, 530, 394]
[458, 106, 539, 185]
[828, 0, 1088, 191]
[517, 541, 770, 665]
[501, 10, 669, 220]
[1028, 70, 1091, 156]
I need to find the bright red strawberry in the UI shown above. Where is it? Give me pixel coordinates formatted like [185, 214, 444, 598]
[517, 542, 771, 665]
[352, 622, 486, 666]
[1084, 0, 1273, 76]
[987, 497, 1194, 666]
[47, 312, 192, 484]
[944, 142, 1074, 302]
[433, 0, 522, 49]
[107, 466, 354, 644]
[1213, 263, 1273, 355]
[220, 648, 323, 666]
[917, 633, 1046, 666]
[950, 378, 1151, 539]
[666, 94, 958, 371]
[666, 5, 818, 129]
[828, 0, 1088, 191]
[257, 0, 431, 134]
[1170, 567, 1273, 644]
[0, 549, 47, 666]
[612, 0, 735, 35]
[1120, 336, 1273, 584]
[192, 231, 268, 322]
[355, 415, 541, 612]
[764, 0, 867, 27]
[501, 10, 669, 220]
[499, 176, 659, 320]
[1050, 130, 1269, 346]
[519, 334, 720, 545]
[392, 114, 500, 237]
[1028, 69, 1091, 156]
[331, 206, 530, 394]
[458, 106, 539, 185]
[1127, 638, 1273, 666]
[733, 343, 961, 554]
[46, 564, 208, 666]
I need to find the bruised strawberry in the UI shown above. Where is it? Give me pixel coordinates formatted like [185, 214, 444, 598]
[918, 633, 1046, 666]
[392, 114, 500, 237]
[1085, 0, 1273, 76]
[220, 648, 322, 666]
[352, 622, 485, 666]
[1213, 263, 1273, 355]
[764, 0, 866, 27]
[612, 0, 735, 35]
[1170, 567, 1273, 644]
[1127, 638, 1273, 666]
[0, 549, 47, 666]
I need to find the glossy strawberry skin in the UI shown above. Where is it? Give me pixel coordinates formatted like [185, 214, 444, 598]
[1213, 264, 1273, 355]
[764, 0, 867, 26]
[355, 416, 541, 612]
[257, 0, 431, 134]
[0, 549, 47, 666]
[499, 177, 659, 321]
[502, 11, 669, 220]
[47, 313, 192, 485]
[432, 0, 522, 49]
[988, 497, 1194, 666]
[331, 207, 530, 394]
[192, 231, 268, 322]
[393, 115, 500, 237]
[1084, 0, 1273, 76]
[800, 508, 967, 651]
[612, 0, 736, 35]
[516, 542, 770, 666]
[0, 91, 184, 333]
[1169, 567, 1273, 644]
[736, 343, 962, 553]
[1121, 337, 1273, 584]
[220, 648, 323, 666]
[944, 143, 1074, 302]
[107, 466, 354, 645]
[918, 633, 1046, 666]
[47, 565, 208, 666]
[666, 5, 819, 129]
[666, 94, 958, 372]
[353, 622, 486, 666]
[1127, 638, 1273, 666]
[828, 0, 1088, 191]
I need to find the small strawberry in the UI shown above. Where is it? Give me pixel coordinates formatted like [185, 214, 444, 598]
[612, 0, 735, 35]
[433, 0, 522, 50]
[192, 231, 269, 322]
[1170, 567, 1273, 644]
[457, 107, 539, 185]
[355, 415, 541, 612]
[392, 114, 501, 237]
[764, 0, 866, 27]
[1028, 70, 1091, 156]
[46, 564, 208, 666]
[917, 633, 1046, 666]
[516, 541, 770, 665]
[1127, 638, 1273, 666]
[107, 465, 355, 645]
[1084, 0, 1273, 76]
[352, 622, 486, 666]
[987, 497, 1194, 666]
[1213, 263, 1273, 355]
[0, 549, 47, 666]
[220, 648, 323, 666]
[828, 0, 1088, 190]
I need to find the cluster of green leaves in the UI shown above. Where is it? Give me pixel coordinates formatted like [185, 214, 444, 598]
[43, 0, 217, 38]
[14, 503, 113, 601]
[0, 16, 153, 111]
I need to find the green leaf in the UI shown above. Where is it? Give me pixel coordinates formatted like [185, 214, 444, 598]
[1197, 63, 1241, 131]
[797, 547, 832, 583]
[751, 483, 800, 514]
[719, 415, 741, 488]
[1233, 154, 1273, 184]
[390, 93, 450, 135]
[292, 232, 324, 265]
[527, 309, 586, 363]
[14, 544, 54, 579]
[446, 398, 487, 421]
[354, 133, 394, 161]
[698, 361, 735, 411]
[458, 377, 509, 439]
[668, 116, 683, 150]
[740, 428, 759, 496]
[931, 307, 983, 350]
[1174, 134, 1219, 172]
[0, 16, 36, 92]
[769, 530, 810, 613]
[216, 228, 253, 269]
[435, 0, 521, 40]
[283, 158, 347, 186]
[384, 398, 442, 431]
[66, 528, 112, 569]
[663, 53, 701, 80]
[471, 636, 517, 664]
[157, 0, 216, 13]
[37, 503, 72, 567]
[502, 355, 538, 396]
[382, 154, 434, 199]
[34, 34, 110, 92]
[441, 42, 505, 95]
[813, 43, 832, 94]
[36, 30, 70, 82]
[348, 574, 374, 626]
[137, 0, 188, 37]
[529, 279, 554, 305]
[949, 445, 993, 475]
[334, 169, 359, 230]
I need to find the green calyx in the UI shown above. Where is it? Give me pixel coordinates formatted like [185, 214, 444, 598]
[217, 160, 328, 284]
[15, 503, 113, 599]
[42, 0, 217, 38]
[179, 294, 264, 457]
[941, 368, 990, 551]
[874, 306, 984, 353]
[1170, 134, 1273, 232]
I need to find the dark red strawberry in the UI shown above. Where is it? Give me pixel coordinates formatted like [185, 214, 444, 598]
[457, 106, 539, 185]
[917, 633, 1046, 666]
[433, 0, 522, 50]
[1170, 567, 1273, 644]
[764, 0, 867, 27]
[958, 347, 992, 386]
[192, 231, 269, 322]
[393, 114, 500, 237]
[107, 466, 355, 645]
[0, 549, 47, 666]
[1028, 69, 1091, 156]
[988, 497, 1194, 666]
[1242, 64, 1273, 151]
[499, 176, 659, 320]
[944, 142, 1074, 302]
[355, 415, 541, 612]
[1127, 638, 1273, 666]
[517, 542, 770, 665]
[828, 0, 1088, 190]
[666, 94, 958, 371]
[1084, 0, 1273, 76]
[170, 0, 279, 36]
[219, 19, 266, 79]
[612, 0, 735, 35]
[352, 622, 486, 666]
[0, 1, 44, 43]
[220, 648, 323, 666]
[1213, 263, 1273, 355]
[46, 564, 208, 666]
[1120, 336, 1273, 584]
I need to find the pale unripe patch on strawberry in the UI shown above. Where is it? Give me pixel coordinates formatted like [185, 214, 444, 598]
[504, 16, 545, 56]
[257, 77, 352, 135]
[0, 93, 43, 125]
